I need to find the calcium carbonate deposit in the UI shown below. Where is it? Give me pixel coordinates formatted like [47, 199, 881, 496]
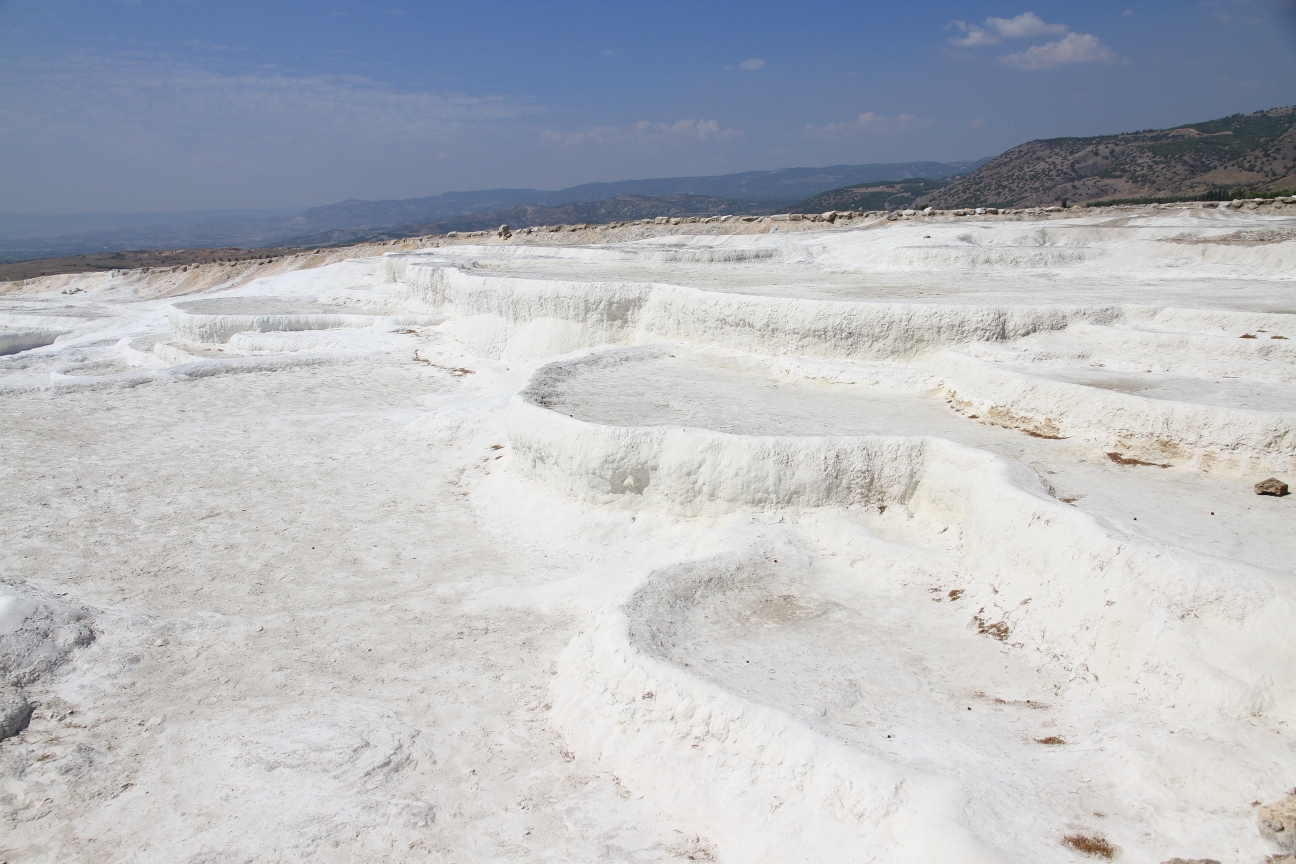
[2, 206, 1295, 863]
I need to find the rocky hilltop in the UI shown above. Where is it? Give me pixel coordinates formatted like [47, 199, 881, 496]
[922, 105, 1296, 209]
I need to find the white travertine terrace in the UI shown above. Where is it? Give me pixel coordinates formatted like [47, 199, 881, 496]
[1, 204, 1294, 863]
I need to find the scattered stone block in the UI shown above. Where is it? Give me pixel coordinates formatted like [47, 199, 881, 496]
[1255, 478, 1289, 496]
[1259, 792, 1296, 851]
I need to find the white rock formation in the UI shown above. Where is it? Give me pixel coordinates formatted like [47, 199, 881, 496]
[0, 204, 1294, 862]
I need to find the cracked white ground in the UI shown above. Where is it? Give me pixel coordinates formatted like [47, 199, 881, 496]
[1, 208, 1295, 863]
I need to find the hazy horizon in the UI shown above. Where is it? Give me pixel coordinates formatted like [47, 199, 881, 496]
[0, 158, 990, 220]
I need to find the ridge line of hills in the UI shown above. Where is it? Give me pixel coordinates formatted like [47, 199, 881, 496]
[784, 105, 1296, 216]
[4, 103, 1295, 277]
[0, 160, 984, 264]
[919, 104, 1296, 210]
[202, 100, 1296, 247]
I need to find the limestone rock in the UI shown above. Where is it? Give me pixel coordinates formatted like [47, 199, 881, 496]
[0, 684, 32, 740]
[1255, 477, 1290, 496]
[1260, 793, 1296, 851]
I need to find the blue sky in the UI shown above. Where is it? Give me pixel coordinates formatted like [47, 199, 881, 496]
[2, 0, 1295, 213]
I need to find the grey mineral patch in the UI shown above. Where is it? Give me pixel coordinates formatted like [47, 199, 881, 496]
[0, 684, 32, 740]
[0, 584, 95, 687]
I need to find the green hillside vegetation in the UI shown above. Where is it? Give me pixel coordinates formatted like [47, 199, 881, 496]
[787, 178, 950, 213]
[921, 105, 1296, 209]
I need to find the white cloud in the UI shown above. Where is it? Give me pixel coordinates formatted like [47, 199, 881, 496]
[803, 112, 932, 140]
[0, 52, 538, 146]
[736, 57, 764, 71]
[948, 26, 1000, 46]
[948, 11, 1067, 46]
[946, 12, 1118, 70]
[542, 119, 742, 147]
[987, 11, 1068, 38]
[999, 32, 1119, 69]
[0, 51, 545, 209]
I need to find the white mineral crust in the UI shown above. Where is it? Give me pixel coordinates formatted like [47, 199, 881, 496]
[1, 207, 1294, 862]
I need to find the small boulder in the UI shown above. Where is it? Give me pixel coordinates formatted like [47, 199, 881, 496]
[0, 685, 32, 740]
[1255, 478, 1290, 496]
[1260, 792, 1296, 851]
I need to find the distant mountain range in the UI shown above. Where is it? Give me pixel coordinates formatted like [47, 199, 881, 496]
[285, 194, 790, 246]
[278, 160, 985, 238]
[921, 105, 1296, 209]
[9, 103, 1293, 268]
[0, 160, 986, 263]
